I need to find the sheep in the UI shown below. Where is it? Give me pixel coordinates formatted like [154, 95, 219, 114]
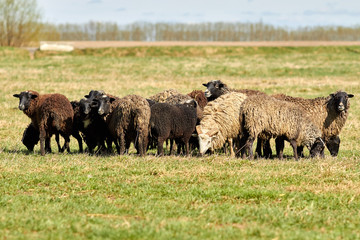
[94, 94, 151, 156]
[196, 92, 248, 157]
[272, 91, 354, 157]
[22, 123, 39, 152]
[239, 95, 325, 160]
[71, 99, 108, 154]
[148, 89, 181, 103]
[187, 90, 208, 110]
[13, 90, 74, 156]
[202, 79, 266, 101]
[150, 101, 198, 156]
[202, 79, 269, 157]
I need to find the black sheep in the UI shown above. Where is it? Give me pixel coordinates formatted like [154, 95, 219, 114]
[22, 123, 39, 152]
[150, 101, 198, 156]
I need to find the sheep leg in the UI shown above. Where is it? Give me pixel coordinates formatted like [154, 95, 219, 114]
[170, 139, 176, 155]
[182, 140, 189, 156]
[73, 131, 83, 153]
[290, 139, 298, 160]
[275, 137, 285, 159]
[228, 138, 235, 157]
[45, 137, 52, 153]
[157, 137, 165, 156]
[136, 135, 145, 157]
[142, 135, 148, 156]
[255, 138, 263, 158]
[39, 126, 46, 156]
[118, 132, 126, 155]
[62, 135, 71, 153]
[263, 139, 272, 159]
[297, 146, 304, 158]
[55, 133, 62, 152]
[106, 138, 114, 153]
[239, 135, 248, 159]
[246, 136, 255, 160]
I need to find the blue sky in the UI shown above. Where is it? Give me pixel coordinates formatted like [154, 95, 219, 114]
[37, 0, 360, 27]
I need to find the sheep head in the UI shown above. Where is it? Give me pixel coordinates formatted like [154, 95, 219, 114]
[96, 94, 116, 116]
[329, 91, 354, 113]
[202, 80, 227, 100]
[13, 90, 39, 111]
[197, 125, 219, 154]
[309, 137, 326, 158]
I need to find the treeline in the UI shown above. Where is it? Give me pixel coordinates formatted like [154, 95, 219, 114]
[40, 21, 360, 42]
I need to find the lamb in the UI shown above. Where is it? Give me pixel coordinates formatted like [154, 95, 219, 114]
[22, 123, 39, 152]
[272, 91, 354, 157]
[240, 95, 325, 160]
[13, 90, 75, 156]
[196, 92, 248, 157]
[150, 101, 198, 156]
[95, 94, 151, 156]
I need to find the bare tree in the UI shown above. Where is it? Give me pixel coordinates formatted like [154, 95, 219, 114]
[0, 0, 42, 47]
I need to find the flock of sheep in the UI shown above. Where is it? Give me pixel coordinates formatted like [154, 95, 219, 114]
[13, 80, 354, 160]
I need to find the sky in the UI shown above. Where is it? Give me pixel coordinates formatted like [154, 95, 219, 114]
[37, 0, 360, 28]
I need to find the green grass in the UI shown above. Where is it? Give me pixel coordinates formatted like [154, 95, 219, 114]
[1, 45, 360, 239]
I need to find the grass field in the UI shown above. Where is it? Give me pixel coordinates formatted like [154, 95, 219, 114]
[0, 45, 360, 239]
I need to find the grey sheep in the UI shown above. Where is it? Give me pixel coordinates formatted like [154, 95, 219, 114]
[240, 95, 325, 160]
[272, 91, 354, 157]
[96, 94, 151, 156]
[148, 89, 181, 103]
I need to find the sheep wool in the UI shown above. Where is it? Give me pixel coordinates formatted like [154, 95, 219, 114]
[197, 92, 247, 154]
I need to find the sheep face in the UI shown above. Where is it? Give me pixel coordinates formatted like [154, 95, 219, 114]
[13, 91, 38, 111]
[95, 95, 115, 116]
[202, 80, 226, 100]
[330, 91, 354, 113]
[79, 98, 92, 115]
[309, 137, 325, 158]
[198, 133, 212, 155]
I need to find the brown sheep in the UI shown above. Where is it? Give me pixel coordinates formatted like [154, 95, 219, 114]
[240, 95, 325, 160]
[187, 90, 208, 110]
[13, 90, 74, 156]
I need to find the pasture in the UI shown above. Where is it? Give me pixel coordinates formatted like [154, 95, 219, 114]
[0, 45, 360, 239]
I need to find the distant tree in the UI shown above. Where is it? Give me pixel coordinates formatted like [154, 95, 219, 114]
[0, 0, 42, 47]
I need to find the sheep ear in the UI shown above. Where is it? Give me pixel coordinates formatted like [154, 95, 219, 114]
[218, 83, 224, 88]
[329, 93, 335, 98]
[31, 94, 38, 99]
[196, 125, 203, 134]
[84, 95, 89, 98]
[13, 94, 20, 98]
[202, 83, 208, 87]
[208, 129, 218, 137]
[109, 97, 116, 103]
[348, 94, 354, 98]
